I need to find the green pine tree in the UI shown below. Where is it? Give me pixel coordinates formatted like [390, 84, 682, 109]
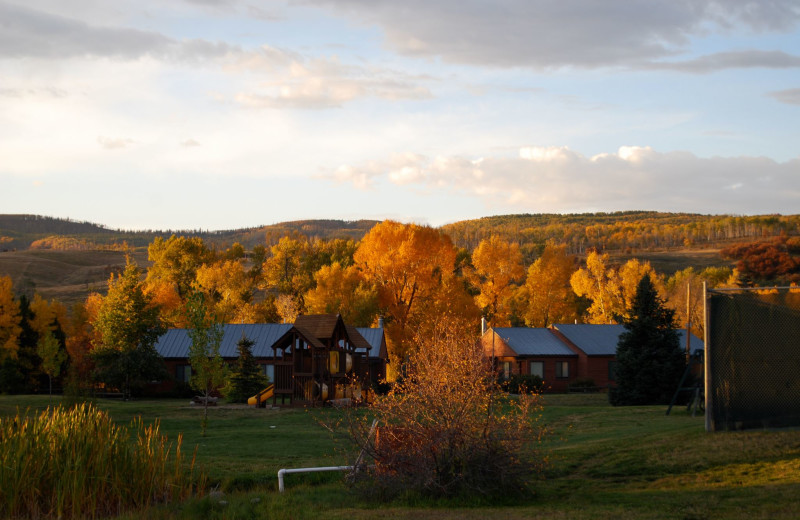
[224, 335, 268, 403]
[610, 273, 686, 406]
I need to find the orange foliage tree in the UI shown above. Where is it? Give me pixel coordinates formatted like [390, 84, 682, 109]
[354, 221, 458, 367]
[304, 262, 379, 327]
[522, 243, 577, 327]
[0, 276, 21, 362]
[465, 236, 524, 325]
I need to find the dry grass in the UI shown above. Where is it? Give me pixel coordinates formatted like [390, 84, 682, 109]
[0, 403, 203, 519]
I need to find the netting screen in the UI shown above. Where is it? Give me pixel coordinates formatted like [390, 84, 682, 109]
[706, 288, 800, 431]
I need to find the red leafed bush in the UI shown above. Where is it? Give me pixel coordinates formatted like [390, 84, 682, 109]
[345, 317, 547, 499]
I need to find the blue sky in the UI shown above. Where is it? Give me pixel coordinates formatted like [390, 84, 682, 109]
[1, 0, 799, 230]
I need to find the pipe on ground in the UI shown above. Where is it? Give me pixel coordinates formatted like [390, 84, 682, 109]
[277, 466, 354, 493]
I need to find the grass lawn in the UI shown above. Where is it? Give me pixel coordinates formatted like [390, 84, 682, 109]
[2, 393, 799, 519]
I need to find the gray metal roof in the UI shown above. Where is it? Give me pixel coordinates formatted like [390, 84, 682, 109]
[677, 330, 705, 355]
[155, 324, 293, 359]
[553, 324, 625, 356]
[492, 327, 577, 357]
[554, 323, 705, 356]
[356, 327, 385, 358]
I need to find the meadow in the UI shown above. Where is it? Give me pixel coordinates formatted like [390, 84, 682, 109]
[1, 394, 798, 519]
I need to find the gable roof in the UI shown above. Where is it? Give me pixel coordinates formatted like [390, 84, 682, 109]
[490, 327, 577, 357]
[677, 330, 705, 355]
[355, 326, 387, 359]
[553, 323, 705, 356]
[155, 323, 293, 359]
[553, 324, 625, 356]
[345, 325, 373, 352]
[293, 314, 340, 340]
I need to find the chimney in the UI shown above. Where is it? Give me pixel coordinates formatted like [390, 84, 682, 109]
[481, 316, 487, 335]
[378, 317, 384, 328]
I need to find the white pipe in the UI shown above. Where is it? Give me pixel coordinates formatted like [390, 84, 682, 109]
[277, 466, 354, 492]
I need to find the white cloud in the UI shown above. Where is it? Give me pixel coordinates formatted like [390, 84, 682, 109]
[233, 54, 433, 109]
[302, 0, 800, 70]
[768, 88, 800, 105]
[326, 146, 800, 215]
[97, 136, 135, 150]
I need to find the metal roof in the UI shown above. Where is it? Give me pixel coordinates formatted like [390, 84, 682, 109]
[492, 327, 577, 357]
[553, 324, 625, 356]
[676, 330, 705, 355]
[155, 324, 293, 359]
[554, 323, 705, 356]
[356, 327, 386, 358]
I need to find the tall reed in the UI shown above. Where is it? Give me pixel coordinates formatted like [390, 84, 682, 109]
[0, 403, 205, 519]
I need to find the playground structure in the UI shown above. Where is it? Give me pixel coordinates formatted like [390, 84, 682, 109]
[269, 314, 374, 407]
[247, 384, 274, 407]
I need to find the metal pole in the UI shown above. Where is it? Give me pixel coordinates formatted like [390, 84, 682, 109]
[686, 282, 692, 360]
[703, 281, 712, 432]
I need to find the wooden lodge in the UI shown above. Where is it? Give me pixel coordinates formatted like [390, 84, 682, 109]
[154, 314, 387, 406]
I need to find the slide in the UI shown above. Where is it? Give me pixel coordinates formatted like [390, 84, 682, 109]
[247, 384, 275, 407]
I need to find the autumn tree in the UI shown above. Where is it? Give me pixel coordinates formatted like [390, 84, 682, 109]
[185, 291, 227, 435]
[465, 236, 524, 325]
[304, 262, 379, 327]
[354, 221, 457, 367]
[610, 274, 685, 406]
[90, 260, 166, 399]
[194, 259, 257, 323]
[0, 276, 21, 362]
[571, 251, 659, 324]
[522, 243, 577, 327]
[262, 236, 314, 302]
[63, 301, 95, 397]
[346, 319, 545, 498]
[721, 237, 800, 284]
[0, 276, 23, 393]
[146, 235, 214, 298]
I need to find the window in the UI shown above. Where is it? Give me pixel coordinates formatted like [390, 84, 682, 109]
[503, 361, 512, 380]
[555, 361, 569, 379]
[176, 364, 192, 383]
[263, 364, 275, 383]
[529, 361, 544, 379]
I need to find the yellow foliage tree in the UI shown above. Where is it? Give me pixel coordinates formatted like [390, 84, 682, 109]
[570, 251, 621, 324]
[29, 294, 67, 340]
[262, 236, 314, 300]
[571, 251, 659, 324]
[146, 235, 214, 298]
[0, 276, 21, 361]
[523, 243, 577, 327]
[304, 262, 379, 327]
[194, 260, 256, 323]
[466, 236, 524, 325]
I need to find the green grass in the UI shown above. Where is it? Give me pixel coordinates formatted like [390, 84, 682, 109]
[2, 394, 799, 519]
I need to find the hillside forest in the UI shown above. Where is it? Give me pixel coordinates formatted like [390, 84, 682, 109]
[1, 213, 799, 393]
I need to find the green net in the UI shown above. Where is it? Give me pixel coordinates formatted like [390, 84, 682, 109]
[707, 288, 800, 430]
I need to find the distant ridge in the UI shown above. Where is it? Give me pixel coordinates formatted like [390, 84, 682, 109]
[2, 212, 799, 254]
[0, 214, 380, 251]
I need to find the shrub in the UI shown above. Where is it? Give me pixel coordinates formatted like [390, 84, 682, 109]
[346, 318, 547, 500]
[0, 403, 205, 519]
[501, 374, 545, 394]
[568, 378, 598, 392]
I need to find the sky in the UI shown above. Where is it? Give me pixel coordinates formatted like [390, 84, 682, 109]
[2, 0, 799, 231]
